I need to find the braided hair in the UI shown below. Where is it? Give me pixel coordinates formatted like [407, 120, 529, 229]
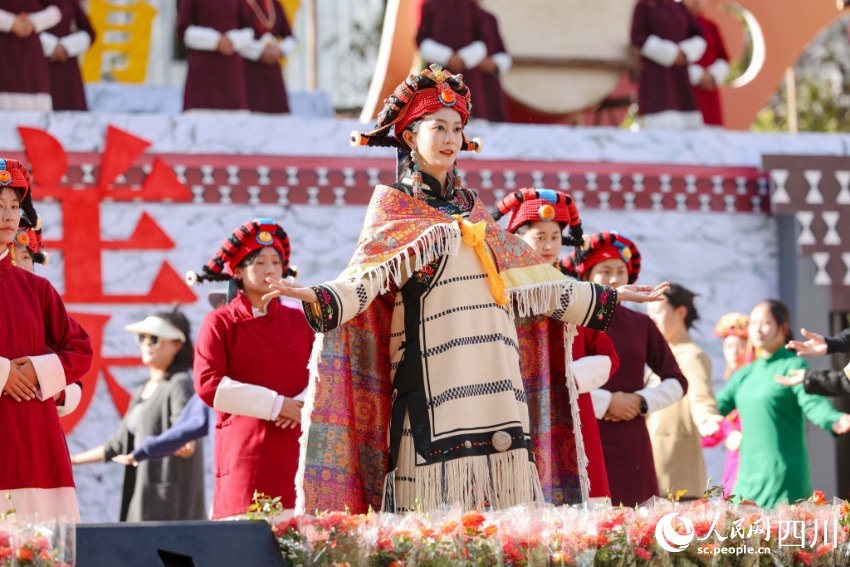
[186, 220, 296, 289]
[349, 67, 482, 180]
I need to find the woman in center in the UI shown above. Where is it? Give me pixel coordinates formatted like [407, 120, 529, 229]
[266, 65, 667, 514]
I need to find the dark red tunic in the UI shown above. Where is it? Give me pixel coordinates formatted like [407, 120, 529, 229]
[417, 0, 489, 120]
[0, 0, 54, 101]
[693, 15, 728, 126]
[194, 293, 312, 518]
[0, 251, 92, 491]
[631, 0, 703, 116]
[177, 0, 249, 111]
[477, 7, 508, 123]
[242, 0, 291, 114]
[597, 304, 687, 507]
[44, 0, 94, 111]
[573, 327, 618, 500]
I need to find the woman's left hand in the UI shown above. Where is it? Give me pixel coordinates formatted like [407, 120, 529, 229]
[775, 369, 805, 387]
[832, 413, 850, 435]
[616, 282, 670, 304]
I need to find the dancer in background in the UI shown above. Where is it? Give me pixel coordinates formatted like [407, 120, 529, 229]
[645, 284, 721, 499]
[563, 231, 688, 507]
[700, 312, 750, 498]
[238, 0, 296, 113]
[417, 0, 491, 119]
[177, 0, 253, 111]
[189, 219, 312, 519]
[0, 0, 60, 110]
[14, 225, 82, 418]
[716, 301, 850, 508]
[495, 188, 619, 503]
[72, 310, 205, 522]
[0, 158, 92, 521]
[630, 0, 706, 129]
[265, 65, 669, 514]
[40, 0, 95, 111]
[682, 0, 730, 126]
[476, 2, 511, 122]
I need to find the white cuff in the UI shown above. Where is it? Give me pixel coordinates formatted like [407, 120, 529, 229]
[641, 34, 680, 67]
[457, 40, 487, 69]
[0, 10, 14, 33]
[590, 389, 613, 420]
[635, 378, 684, 415]
[492, 52, 512, 75]
[572, 356, 612, 394]
[279, 35, 297, 56]
[0, 356, 10, 393]
[213, 376, 278, 420]
[270, 394, 285, 421]
[707, 58, 730, 85]
[419, 38, 453, 67]
[292, 388, 307, 402]
[238, 37, 266, 61]
[57, 383, 82, 417]
[59, 30, 91, 58]
[31, 354, 66, 401]
[688, 64, 704, 86]
[184, 25, 222, 52]
[679, 36, 707, 63]
[40, 32, 58, 57]
[29, 6, 61, 33]
[225, 28, 254, 51]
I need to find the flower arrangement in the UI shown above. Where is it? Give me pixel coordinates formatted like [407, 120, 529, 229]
[0, 497, 74, 567]
[244, 490, 850, 567]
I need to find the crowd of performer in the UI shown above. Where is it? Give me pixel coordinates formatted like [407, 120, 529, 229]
[0, 0, 732, 126]
[2, 51, 850, 524]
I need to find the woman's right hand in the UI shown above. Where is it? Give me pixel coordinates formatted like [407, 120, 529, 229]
[275, 397, 305, 429]
[263, 278, 319, 303]
[786, 328, 828, 357]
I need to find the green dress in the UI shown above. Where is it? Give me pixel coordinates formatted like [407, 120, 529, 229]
[716, 347, 842, 509]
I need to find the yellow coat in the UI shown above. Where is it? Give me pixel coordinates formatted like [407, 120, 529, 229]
[646, 337, 718, 499]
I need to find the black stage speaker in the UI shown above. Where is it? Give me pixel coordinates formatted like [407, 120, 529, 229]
[76, 520, 286, 567]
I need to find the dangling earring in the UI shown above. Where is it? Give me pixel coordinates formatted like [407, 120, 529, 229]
[452, 163, 464, 192]
[411, 149, 424, 199]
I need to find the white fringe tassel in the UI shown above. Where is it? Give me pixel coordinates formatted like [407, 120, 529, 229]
[358, 223, 462, 297]
[413, 449, 544, 513]
[508, 280, 574, 319]
[563, 323, 591, 502]
[294, 332, 325, 515]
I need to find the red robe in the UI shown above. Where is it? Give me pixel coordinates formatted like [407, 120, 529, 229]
[417, 0, 490, 120]
[177, 0, 249, 111]
[194, 293, 313, 519]
[573, 327, 618, 500]
[242, 0, 292, 113]
[43, 0, 94, 111]
[0, 251, 92, 496]
[0, 0, 57, 109]
[478, 8, 508, 123]
[693, 15, 728, 126]
[597, 304, 687, 507]
[631, 0, 703, 116]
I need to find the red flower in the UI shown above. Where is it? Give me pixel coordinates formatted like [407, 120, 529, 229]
[795, 550, 813, 566]
[816, 544, 833, 557]
[634, 547, 652, 560]
[16, 547, 34, 562]
[0, 548, 11, 560]
[810, 490, 827, 506]
[461, 511, 486, 533]
[0, 533, 9, 548]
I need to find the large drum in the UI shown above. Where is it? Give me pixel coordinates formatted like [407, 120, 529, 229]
[480, 0, 636, 114]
